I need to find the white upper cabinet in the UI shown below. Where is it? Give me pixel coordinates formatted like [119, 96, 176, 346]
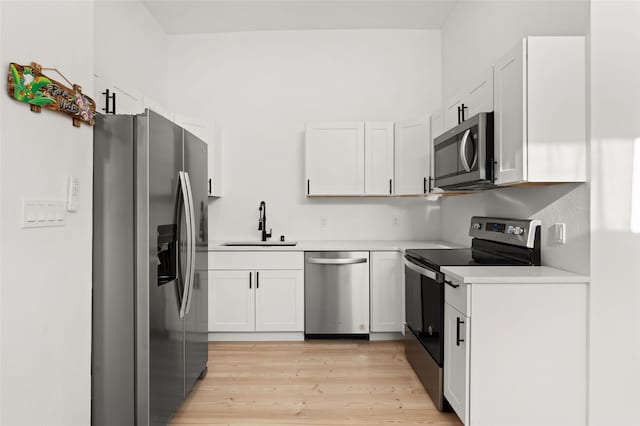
[429, 109, 444, 192]
[394, 117, 430, 195]
[494, 41, 527, 185]
[430, 108, 444, 143]
[465, 67, 494, 119]
[173, 114, 223, 197]
[443, 94, 464, 132]
[494, 37, 586, 186]
[443, 67, 494, 134]
[143, 96, 172, 121]
[94, 75, 143, 115]
[364, 122, 395, 195]
[305, 122, 365, 196]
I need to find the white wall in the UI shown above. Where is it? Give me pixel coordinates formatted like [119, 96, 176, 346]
[439, 1, 590, 274]
[94, 0, 169, 108]
[589, 1, 640, 424]
[0, 1, 94, 425]
[168, 30, 442, 241]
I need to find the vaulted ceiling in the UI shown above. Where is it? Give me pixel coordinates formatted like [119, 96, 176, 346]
[142, 0, 458, 34]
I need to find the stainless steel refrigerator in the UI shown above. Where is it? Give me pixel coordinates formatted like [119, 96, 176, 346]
[92, 110, 208, 426]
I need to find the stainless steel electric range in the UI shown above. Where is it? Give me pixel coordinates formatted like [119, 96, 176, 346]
[403, 216, 541, 410]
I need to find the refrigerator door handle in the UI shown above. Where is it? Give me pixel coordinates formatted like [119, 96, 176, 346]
[184, 171, 197, 315]
[178, 171, 193, 319]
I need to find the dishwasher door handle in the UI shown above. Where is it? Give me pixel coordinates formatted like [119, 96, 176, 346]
[307, 258, 368, 265]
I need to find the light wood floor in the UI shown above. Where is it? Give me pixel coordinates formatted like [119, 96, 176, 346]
[171, 340, 463, 425]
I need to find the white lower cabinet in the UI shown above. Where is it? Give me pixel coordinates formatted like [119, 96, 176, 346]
[443, 274, 587, 426]
[208, 252, 304, 333]
[444, 303, 470, 425]
[370, 251, 403, 332]
[209, 270, 255, 332]
[254, 270, 304, 332]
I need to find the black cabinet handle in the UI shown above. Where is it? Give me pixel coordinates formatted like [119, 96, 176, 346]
[456, 317, 465, 346]
[428, 176, 433, 192]
[208, 178, 212, 194]
[101, 89, 116, 114]
[249, 272, 252, 289]
[256, 271, 259, 289]
[307, 179, 310, 195]
[445, 280, 460, 288]
[389, 179, 392, 195]
[460, 103, 466, 122]
[457, 106, 461, 124]
[423, 177, 427, 194]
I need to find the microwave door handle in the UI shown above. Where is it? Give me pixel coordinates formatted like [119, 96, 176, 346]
[459, 129, 473, 172]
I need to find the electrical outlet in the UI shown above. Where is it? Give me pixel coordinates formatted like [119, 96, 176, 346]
[552, 223, 566, 244]
[320, 216, 328, 228]
[392, 215, 399, 226]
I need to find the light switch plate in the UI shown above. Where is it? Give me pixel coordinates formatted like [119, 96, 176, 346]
[23, 200, 66, 228]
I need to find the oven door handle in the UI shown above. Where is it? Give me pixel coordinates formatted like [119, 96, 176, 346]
[403, 256, 438, 281]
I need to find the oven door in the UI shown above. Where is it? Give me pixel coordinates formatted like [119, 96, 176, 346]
[404, 256, 444, 366]
[433, 112, 493, 190]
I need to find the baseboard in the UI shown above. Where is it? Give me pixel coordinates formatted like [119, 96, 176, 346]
[369, 332, 404, 341]
[208, 332, 305, 342]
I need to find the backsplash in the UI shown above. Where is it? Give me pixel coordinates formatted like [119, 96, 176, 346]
[439, 183, 589, 274]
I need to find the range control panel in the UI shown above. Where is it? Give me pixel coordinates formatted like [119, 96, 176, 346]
[469, 216, 541, 248]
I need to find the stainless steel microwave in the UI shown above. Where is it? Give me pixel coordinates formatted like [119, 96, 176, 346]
[433, 112, 494, 190]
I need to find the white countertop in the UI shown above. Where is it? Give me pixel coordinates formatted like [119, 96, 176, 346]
[207, 240, 463, 252]
[441, 266, 590, 284]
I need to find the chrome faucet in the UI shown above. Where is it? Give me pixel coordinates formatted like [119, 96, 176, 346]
[258, 201, 272, 242]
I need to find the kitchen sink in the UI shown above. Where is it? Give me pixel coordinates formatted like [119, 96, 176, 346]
[222, 241, 298, 247]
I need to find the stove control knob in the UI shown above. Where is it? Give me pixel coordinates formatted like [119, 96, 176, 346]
[514, 226, 524, 235]
[472, 222, 482, 230]
[507, 225, 515, 234]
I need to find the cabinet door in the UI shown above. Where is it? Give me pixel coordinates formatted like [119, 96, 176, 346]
[305, 122, 365, 196]
[444, 303, 470, 425]
[370, 252, 403, 332]
[429, 110, 444, 192]
[364, 122, 395, 195]
[494, 39, 527, 185]
[465, 67, 494, 118]
[255, 270, 304, 332]
[443, 94, 463, 132]
[394, 117, 430, 195]
[143, 96, 172, 121]
[93, 75, 143, 115]
[173, 114, 223, 197]
[430, 109, 444, 142]
[209, 270, 255, 332]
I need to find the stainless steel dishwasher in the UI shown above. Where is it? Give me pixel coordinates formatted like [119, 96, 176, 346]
[304, 251, 370, 337]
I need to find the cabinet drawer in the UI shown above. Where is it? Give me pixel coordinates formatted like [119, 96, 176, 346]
[444, 275, 470, 316]
[209, 251, 303, 270]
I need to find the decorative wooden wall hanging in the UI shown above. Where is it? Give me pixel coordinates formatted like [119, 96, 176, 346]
[6, 62, 96, 127]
